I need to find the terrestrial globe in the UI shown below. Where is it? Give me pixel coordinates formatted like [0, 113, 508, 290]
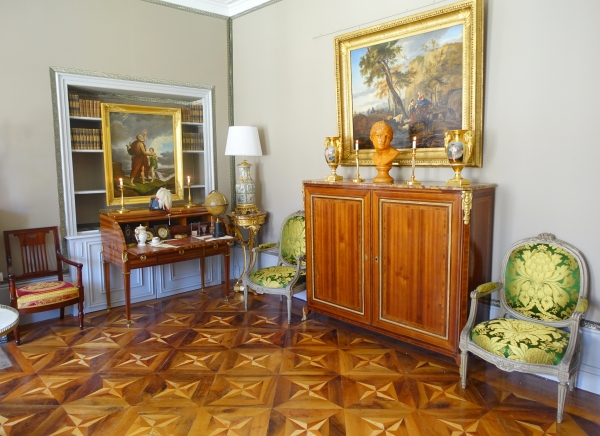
[204, 190, 229, 237]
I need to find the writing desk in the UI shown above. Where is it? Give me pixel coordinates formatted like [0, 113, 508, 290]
[100, 206, 236, 325]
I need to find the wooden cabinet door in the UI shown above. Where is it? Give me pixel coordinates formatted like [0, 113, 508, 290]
[371, 189, 466, 354]
[305, 185, 372, 324]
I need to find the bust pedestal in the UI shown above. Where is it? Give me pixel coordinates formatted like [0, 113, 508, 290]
[373, 164, 394, 183]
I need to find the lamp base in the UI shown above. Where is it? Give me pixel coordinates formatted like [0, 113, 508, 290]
[234, 203, 259, 215]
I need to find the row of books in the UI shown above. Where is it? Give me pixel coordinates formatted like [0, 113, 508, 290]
[69, 93, 101, 118]
[71, 128, 103, 150]
[183, 132, 204, 150]
[182, 105, 203, 123]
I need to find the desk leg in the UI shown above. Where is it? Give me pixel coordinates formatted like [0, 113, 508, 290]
[103, 260, 111, 311]
[199, 257, 206, 290]
[224, 245, 231, 302]
[123, 267, 132, 326]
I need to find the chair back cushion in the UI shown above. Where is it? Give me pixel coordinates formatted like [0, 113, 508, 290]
[505, 243, 580, 321]
[280, 214, 306, 266]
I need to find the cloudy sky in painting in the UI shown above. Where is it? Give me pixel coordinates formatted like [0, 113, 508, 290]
[350, 24, 463, 114]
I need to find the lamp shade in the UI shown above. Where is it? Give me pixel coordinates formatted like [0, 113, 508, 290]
[224, 126, 263, 156]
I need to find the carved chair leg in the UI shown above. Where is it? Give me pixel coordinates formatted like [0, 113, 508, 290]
[244, 286, 249, 312]
[287, 295, 292, 324]
[557, 380, 568, 424]
[12, 324, 21, 346]
[569, 370, 578, 392]
[59, 307, 65, 320]
[78, 301, 84, 330]
[460, 350, 469, 389]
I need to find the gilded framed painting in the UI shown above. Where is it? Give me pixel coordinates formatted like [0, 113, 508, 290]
[101, 103, 184, 206]
[335, 0, 484, 166]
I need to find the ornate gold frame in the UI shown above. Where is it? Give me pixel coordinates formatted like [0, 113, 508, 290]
[102, 103, 183, 206]
[335, 0, 484, 167]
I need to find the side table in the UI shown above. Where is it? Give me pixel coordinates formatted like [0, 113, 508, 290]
[227, 211, 267, 291]
[0, 304, 19, 344]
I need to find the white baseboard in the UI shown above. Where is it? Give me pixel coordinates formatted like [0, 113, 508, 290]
[489, 303, 600, 395]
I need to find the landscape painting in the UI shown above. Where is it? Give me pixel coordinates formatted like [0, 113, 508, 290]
[351, 24, 464, 150]
[335, 0, 483, 166]
[101, 103, 183, 206]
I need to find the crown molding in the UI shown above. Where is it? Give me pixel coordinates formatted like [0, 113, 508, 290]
[161, 0, 271, 16]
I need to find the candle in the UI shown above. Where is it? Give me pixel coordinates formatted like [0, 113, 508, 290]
[354, 140, 359, 151]
[187, 176, 191, 185]
[119, 178, 123, 186]
[412, 137, 416, 149]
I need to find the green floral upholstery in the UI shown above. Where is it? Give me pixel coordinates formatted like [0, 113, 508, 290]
[248, 266, 307, 289]
[280, 215, 306, 266]
[505, 243, 581, 321]
[471, 318, 570, 365]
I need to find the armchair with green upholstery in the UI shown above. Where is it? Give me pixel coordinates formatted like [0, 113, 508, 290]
[459, 233, 589, 423]
[242, 210, 306, 323]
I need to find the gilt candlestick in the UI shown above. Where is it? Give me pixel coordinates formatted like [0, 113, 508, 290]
[405, 148, 422, 186]
[185, 180, 196, 208]
[351, 150, 364, 183]
[118, 184, 129, 213]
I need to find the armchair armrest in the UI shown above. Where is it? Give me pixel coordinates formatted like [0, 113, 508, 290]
[252, 242, 279, 254]
[57, 250, 83, 286]
[57, 251, 83, 270]
[469, 281, 501, 299]
[460, 282, 502, 344]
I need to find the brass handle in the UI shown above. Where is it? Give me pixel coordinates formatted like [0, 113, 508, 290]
[374, 256, 378, 262]
[179, 249, 185, 255]
[140, 255, 147, 261]
[213, 244, 219, 249]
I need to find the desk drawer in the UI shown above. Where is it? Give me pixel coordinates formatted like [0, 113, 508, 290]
[128, 253, 158, 268]
[158, 247, 206, 264]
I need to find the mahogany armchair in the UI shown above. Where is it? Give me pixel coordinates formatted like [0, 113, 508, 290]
[4, 226, 84, 344]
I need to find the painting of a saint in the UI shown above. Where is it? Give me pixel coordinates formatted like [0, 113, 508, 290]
[101, 103, 183, 206]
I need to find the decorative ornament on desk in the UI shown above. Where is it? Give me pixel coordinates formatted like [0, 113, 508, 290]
[204, 190, 229, 237]
[444, 129, 473, 187]
[149, 187, 172, 211]
[323, 136, 342, 181]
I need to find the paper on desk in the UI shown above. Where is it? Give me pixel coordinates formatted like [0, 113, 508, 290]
[205, 235, 235, 241]
[192, 235, 234, 241]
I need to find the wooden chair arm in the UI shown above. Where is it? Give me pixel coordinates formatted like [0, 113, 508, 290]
[57, 251, 83, 270]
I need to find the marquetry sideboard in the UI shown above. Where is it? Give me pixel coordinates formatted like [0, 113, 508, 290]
[303, 180, 496, 362]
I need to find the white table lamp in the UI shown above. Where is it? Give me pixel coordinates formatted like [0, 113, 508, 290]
[225, 126, 263, 215]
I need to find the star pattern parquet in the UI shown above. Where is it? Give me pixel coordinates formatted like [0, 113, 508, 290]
[1, 285, 599, 435]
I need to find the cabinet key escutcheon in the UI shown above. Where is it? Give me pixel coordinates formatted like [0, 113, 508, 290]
[179, 249, 185, 255]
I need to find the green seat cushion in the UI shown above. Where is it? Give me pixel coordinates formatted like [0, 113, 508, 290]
[249, 266, 306, 289]
[471, 318, 570, 365]
[505, 243, 581, 321]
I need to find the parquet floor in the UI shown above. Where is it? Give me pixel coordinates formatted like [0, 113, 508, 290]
[1, 285, 599, 435]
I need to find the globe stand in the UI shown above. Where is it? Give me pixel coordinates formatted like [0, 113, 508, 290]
[213, 219, 227, 237]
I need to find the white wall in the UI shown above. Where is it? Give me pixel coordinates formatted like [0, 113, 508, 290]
[231, 0, 600, 322]
[0, 0, 231, 274]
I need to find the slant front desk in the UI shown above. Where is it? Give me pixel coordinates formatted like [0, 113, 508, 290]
[100, 206, 235, 325]
[303, 180, 495, 362]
